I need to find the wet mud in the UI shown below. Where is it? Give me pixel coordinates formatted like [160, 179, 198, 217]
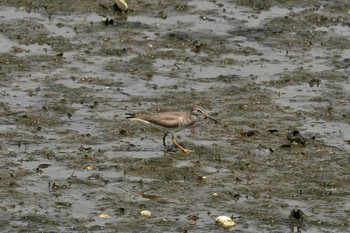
[0, 0, 349, 232]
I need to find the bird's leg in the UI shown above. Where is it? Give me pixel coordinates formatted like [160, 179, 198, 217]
[163, 133, 168, 153]
[171, 134, 193, 154]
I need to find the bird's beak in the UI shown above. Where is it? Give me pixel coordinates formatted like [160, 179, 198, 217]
[203, 112, 218, 123]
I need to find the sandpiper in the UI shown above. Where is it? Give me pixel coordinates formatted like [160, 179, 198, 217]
[126, 105, 217, 154]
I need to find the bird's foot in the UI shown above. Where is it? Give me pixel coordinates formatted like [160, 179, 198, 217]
[181, 148, 194, 154]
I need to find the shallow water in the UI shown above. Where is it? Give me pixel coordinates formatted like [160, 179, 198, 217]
[0, 1, 350, 232]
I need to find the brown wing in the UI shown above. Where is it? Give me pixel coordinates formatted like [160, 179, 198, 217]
[132, 112, 190, 129]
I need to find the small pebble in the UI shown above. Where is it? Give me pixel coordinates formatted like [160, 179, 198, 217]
[215, 216, 236, 228]
[85, 165, 94, 171]
[99, 213, 110, 218]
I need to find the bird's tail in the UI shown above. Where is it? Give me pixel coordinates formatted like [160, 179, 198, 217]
[125, 113, 136, 119]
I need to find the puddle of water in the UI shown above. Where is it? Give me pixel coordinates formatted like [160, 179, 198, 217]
[304, 120, 350, 149]
[272, 83, 323, 109]
[0, 34, 16, 53]
[0, 6, 42, 20]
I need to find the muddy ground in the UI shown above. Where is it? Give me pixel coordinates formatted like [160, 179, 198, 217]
[0, 0, 349, 232]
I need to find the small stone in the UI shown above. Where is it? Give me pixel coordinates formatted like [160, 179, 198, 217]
[99, 213, 110, 218]
[215, 216, 236, 228]
[85, 165, 94, 171]
[290, 209, 305, 220]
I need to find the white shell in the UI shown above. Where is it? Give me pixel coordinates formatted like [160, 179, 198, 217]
[116, 0, 128, 11]
[140, 210, 152, 217]
[215, 216, 236, 228]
